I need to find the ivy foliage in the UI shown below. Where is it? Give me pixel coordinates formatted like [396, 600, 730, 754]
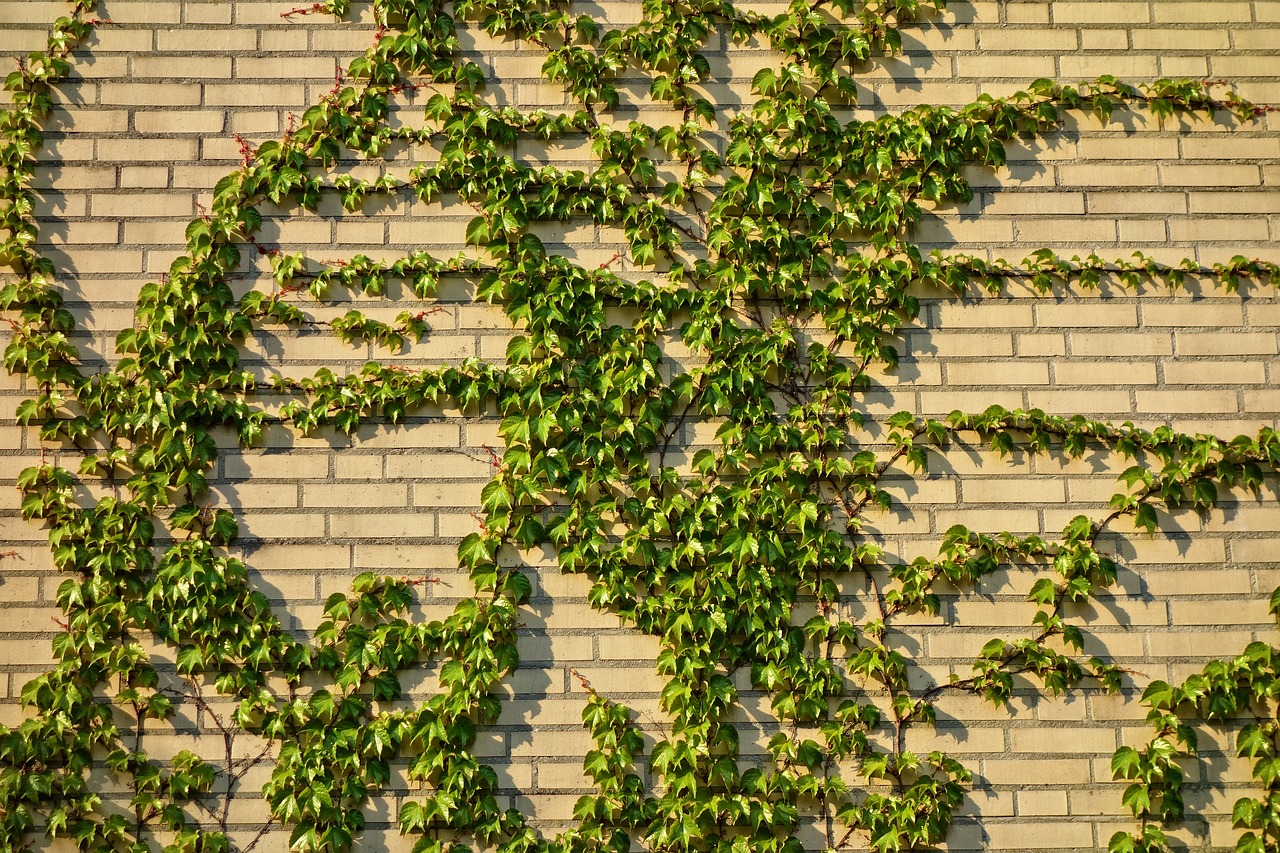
[2, 1, 1280, 852]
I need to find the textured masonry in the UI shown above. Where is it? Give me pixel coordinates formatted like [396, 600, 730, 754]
[1, 1, 1280, 850]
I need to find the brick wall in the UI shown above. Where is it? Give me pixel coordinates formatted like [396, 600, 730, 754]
[1, 1, 1279, 850]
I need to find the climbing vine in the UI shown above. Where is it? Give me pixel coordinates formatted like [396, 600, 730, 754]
[2, 1, 1280, 852]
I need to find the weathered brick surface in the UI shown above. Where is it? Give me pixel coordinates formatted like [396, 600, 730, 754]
[0, 0, 1278, 849]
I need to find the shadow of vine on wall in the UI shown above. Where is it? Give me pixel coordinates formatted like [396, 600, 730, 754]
[2, 1, 1280, 852]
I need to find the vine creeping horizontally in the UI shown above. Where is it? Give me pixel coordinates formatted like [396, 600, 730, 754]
[2, 1, 1280, 852]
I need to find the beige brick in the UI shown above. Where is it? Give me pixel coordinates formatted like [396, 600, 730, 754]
[1144, 569, 1251, 596]
[236, 56, 340, 79]
[183, 5, 234, 24]
[980, 29, 1077, 51]
[90, 193, 193, 218]
[99, 138, 199, 163]
[1165, 58, 1214, 80]
[1069, 790, 1132, 818]
[1249, 303, 1280, 325]
[80, 24, 153, 52]
[1072, 332, 1172, 356]
[492, 54, 552, 79]
[906, 726, 1006, 754]
[1054, 361, 1156, 385]
[1037, 302, 1137, 328]
[1060, 54, 1160, 79]
[133, 55, 231, 78]
[1053, 3, 1149, 23]
[68, 56, 129, 80]
[0, 2, 81, 24]
[916, 216, 1015, 243]
[205, 83, 308, 106]
[46, 109, 130, 135]
[1233, 29, 1280, 49]
[955, 55, 1057, 79]
[0, 637, 56, 666]
[155, 28, 256, 52]
[134, 109, 226, 134]
[983, 759, 1094, 787]
[1059, 164, 1160, 187]
[1018, 333, 1067, 356]
[880, 81, 979, 107]
[1088, 191, 1186, 215]
[965, 162, 1058, 190]
[1188, 190, 1280, 214]
[303, 482, 407, 508]
[1238, 81, 1280, 104]
[981, 192, 1086, 216]
[119, 166, 171, 188]
[227, 110, 280, 134]
[947, 361, 1050, 385]
[209, 482, 298, 508]
[1155, 2, 1252, 22]
[312, 28, 381, 51]
[328, 512, 436, 539]
[387, 219, 472, 246]
[333, 221, 385, 244]
[44, 248, 145, 274]
[521, 634, 594, 663]
[223, 454, 329, 480]
[914, 332, 1014, 357]
[1011, 727, 1116, 754]
[1243, 388, 1280, 412]
[1135, 390, 1239, 413]
[332, 454, 383, 480]
[38, 137, 95, 161]
[32, 193, 86, 218]
[258, 212, 337, 242]
[97, 2, 181, 23]
[352, 543, 458, 571]
[1005, 3, 1049, 24]
[1162, 360, 1266, 385]
[0, 576, 39, 602]
[931, 302, 1034, 328]
[1143, 302, 1242, 326]
[1235, 538, 1280, 562]
[413, 482, 486, 507]
[386, 453, 491, 479]
[1163, 164, 1261, 188]
[1080, 29, 1129, 51]
[1169, 598, 1273, 626]
[933, 507, 1042, 533]
[1170, 219, 1270, 243]
[234, 511, 328, 540]
[560, 665, 664, 696]
[1079, 137, 1180, 161]
[254, 571, 318, 600]
[260, 29, 311, 53]
[918, 389, 1027, 415]
[100, 82, 201, 106]
[1122, 536, 1226, 565]
[39, 221, 119, 245]
[1173, 418, 1277, 436]
[173, 164, 239, 188]
[122, 220, 189, 245]
[200, 136, 256, 161]
[902, 27, 978, 53]
[963, 477, 1064, 503]
[1118, 220, 1168, 242]
[598, 633, 662, 661]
